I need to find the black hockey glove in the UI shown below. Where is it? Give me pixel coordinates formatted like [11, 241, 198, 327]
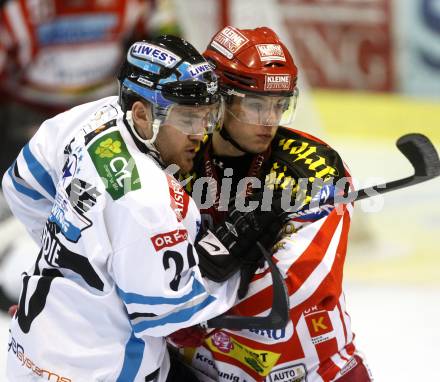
[195, 194, 286, 283]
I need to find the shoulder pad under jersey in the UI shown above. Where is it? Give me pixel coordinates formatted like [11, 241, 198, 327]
[264, 127, 347, 195]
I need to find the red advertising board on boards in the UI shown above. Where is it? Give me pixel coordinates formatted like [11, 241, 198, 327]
[279, 0, 393, 91]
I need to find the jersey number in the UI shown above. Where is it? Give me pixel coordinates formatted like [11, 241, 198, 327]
[163, 244, 196, 291]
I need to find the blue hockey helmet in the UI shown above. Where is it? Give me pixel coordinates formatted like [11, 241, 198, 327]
[118, 35, 223, 141]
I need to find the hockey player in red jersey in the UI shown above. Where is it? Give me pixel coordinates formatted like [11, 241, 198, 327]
[170, 26, 373, 382]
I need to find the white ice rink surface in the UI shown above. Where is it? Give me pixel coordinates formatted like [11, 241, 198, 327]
[1, 283, 439, 382]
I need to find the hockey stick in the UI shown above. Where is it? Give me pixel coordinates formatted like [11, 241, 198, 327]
[285, 133, 440, 220]
[206, 133, 439, 331]
[207, 242, 289, 330]
[355, 133, 440, 198]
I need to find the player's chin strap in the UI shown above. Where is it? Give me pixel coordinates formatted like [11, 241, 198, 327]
[126, 110, 161, 148]
[125, 111, 166, 168]
[219, 124, 251, 154]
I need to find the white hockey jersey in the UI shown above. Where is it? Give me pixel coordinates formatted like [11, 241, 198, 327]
[2, 96, 239, 382]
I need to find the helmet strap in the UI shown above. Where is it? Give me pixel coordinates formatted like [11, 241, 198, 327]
[219, 125, 251, 154]
[125, 111, 161, 154]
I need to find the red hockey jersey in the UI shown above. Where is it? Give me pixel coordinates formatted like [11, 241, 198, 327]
[179, 127, 371, 381]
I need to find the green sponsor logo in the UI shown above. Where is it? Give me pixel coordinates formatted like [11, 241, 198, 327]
[88, 131, 141, 200]
[245, 357, 264, 373]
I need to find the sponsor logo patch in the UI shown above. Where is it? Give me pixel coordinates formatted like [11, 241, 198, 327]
[211, 26, 249, 59]
[265, 136, 340, 207]
[268, 364, 307, 382]
[48, 190, 92, 242]
[151, 229, 188, 251]
[238, 324, 292, 344]
[137, 76, 154, 87]
[88, 131, 141, 200]
[294, 184, 335, 222]
[192, 348, 252, 382]
[41, 222, 104, 290]
[211, 332, 234, 353]
[264, 74, 291, 91]
[256, 44, 286, 62]
[130, 42, 180, 68]
[206, 81, 218, 95]
[82, 106, 118, 140]
[8, 333, 73, 381]
[339, 356, 358, 377]
[205, 331, 281, 377]
[61, 153, 78, 187]
[304, 310, 335, 345]
[66, 179, 101, 215]
[189, 62, 212, 77]
[167, 175, 190, 222]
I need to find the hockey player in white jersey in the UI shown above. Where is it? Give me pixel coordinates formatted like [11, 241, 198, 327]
[2, 35, 284, 382]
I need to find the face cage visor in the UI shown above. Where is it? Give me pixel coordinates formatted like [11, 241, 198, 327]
[154, 97, 224, 136]
[226, 87, 299, 127]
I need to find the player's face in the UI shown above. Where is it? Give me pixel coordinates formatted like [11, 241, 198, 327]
[163, 103, 223, 136]
[224, 96, 283, 153]
[155, 124, 203, 173]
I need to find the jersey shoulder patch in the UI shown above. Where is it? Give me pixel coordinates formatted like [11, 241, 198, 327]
[87, 129, 141, 200]
[263, 127, 347, 216]
[267, 127, 345, 185]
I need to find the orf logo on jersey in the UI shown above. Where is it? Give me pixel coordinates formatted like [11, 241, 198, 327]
[151, 229, 188, 251]
[211, 26, 249, 59]
[167, 175, 189, 222]
[264, 74, 291, 91]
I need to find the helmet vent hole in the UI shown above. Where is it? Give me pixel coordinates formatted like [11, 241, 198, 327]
[223, 71, 256, 86]
[264, 62, 284, 68]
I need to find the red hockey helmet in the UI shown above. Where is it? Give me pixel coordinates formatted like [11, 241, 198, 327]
[204, 26, 299, 127]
